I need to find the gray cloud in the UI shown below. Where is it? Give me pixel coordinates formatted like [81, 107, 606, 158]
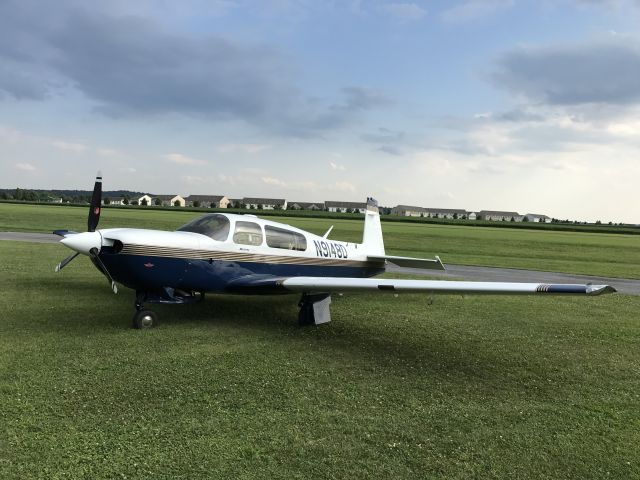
[491, 109, 546, 123]
[492, 41, 640, 106]
[48, 10, 290, 120]
[440, 0, 513, 24]
[361, 127, 405, 143]
[0, 1, 387, 136]
[378, 145, 403, 155]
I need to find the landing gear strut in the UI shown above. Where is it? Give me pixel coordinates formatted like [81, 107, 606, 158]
[132, 291, 158, 329]
[298, 293, 332, 326]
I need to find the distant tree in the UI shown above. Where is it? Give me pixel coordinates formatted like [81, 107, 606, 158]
[346, 208, 353, 214]
[249, 204, 255, 209]
[103, 197, 111, 205]
[434, 213, 439, 218]
[123, 198, 129, 205]
[193, 201, 201, 208]
[461, 214, 467, 220]
[522, 216, 529, 222]
[420, 213, 424, 218]
[510, 216, 515, 222]
[596, 220, 602, 225]
[453, 213, 458, 219]
[257, 204, 263, 210]
[155, 198, 162, 206]
[140, 198, 148, 206]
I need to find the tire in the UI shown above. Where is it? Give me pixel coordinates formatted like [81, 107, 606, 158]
[132, 309, 158, 329]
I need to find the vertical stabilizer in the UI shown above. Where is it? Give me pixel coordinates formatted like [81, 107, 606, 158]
[362, 197, 385, 256]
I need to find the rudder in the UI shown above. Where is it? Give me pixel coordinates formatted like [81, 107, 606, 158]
[362, 197, 385, 256]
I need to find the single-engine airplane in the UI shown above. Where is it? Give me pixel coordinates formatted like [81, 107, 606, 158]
[54, 174, 616, 329]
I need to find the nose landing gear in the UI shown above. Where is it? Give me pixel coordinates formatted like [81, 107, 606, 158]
[132, 308, 158, 329]
[131, 288, 203, 329]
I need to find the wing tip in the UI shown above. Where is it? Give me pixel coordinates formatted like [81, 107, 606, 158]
[586, 284, 617, 296]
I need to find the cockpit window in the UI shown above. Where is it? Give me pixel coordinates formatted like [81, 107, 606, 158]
[233, 221, 263, 246]
[177, 214, 230, 241]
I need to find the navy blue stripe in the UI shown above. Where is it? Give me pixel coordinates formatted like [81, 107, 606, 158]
[546, 285, 587, 294]
[99, 253, 383, 293]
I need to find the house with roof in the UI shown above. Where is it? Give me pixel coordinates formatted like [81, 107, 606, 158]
[524, 213, 552, 223]
[423, 208, 470, 219]
[137, 194, 153, 206]
[155, 195, 185, 207]
[391, 205, 427, 216]
[105, 197, 126, 206]
[242, 197, 287, 210]
[477, 210, 524, 222]
[392, 205, 472, 219]
[185, 195, 229, 208]
[288, 201, 324, 211]
[325, 201, 366, 213]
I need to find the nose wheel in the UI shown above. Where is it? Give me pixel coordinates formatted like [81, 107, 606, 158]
[132, 308, 158, 329]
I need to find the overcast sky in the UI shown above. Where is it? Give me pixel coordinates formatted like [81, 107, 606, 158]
[1, 0, 640, 222]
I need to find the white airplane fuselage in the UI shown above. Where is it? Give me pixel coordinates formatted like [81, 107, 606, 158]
[62, 213, 385, 295]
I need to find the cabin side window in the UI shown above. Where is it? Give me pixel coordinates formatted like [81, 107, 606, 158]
[233, 221, 263, 246]
[265, 226, 307, 251]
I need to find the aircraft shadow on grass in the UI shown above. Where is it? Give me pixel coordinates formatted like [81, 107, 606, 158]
[39, 283, 549, 386]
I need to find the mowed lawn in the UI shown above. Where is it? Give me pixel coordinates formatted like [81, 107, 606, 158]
[1, 240, 639, 479]
[2, 203, 640, 278]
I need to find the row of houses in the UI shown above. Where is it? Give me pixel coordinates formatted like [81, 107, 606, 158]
[103, 195, 551, 222]
[104, 194, 370, 213]
[391, 205, 551, 223]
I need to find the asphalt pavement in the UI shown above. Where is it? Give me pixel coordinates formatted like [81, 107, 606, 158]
[3, 231, 639, 295]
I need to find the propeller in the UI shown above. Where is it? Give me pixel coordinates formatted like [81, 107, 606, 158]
[53, 172, 117, 294]
[88, 172, 102, 232]
[54, 252, 79, 272]
[90, 248, 118, 294]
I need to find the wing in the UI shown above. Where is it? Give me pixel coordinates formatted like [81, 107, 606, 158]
[282, 277, 615, 295]
[227, 276, 615, 296]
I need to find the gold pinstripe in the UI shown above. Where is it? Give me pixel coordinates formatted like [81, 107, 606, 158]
[120, 243, 382, 268]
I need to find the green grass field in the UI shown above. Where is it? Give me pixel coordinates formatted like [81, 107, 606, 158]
[1, 237, 639, 478]
[2, 203, 640, 278]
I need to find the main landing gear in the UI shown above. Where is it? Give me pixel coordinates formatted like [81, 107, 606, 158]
[298, 293, 332, 326]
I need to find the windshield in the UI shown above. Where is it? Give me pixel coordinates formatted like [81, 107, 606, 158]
[177, 214, 230, 241]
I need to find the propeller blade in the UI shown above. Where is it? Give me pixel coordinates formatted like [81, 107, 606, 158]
[88, 171, 102, 232]
[89, 247, 118, 294]
[54, 252, 80, 272]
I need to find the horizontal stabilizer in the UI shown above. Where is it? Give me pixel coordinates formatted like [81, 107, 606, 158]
[368, 254, 445, 270]
[53, 229, 79, 237]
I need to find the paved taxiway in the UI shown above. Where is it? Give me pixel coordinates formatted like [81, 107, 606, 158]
[3, 231, 639, 295]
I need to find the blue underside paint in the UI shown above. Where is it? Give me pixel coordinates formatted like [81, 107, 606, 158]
[99, 252, 384, 294]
